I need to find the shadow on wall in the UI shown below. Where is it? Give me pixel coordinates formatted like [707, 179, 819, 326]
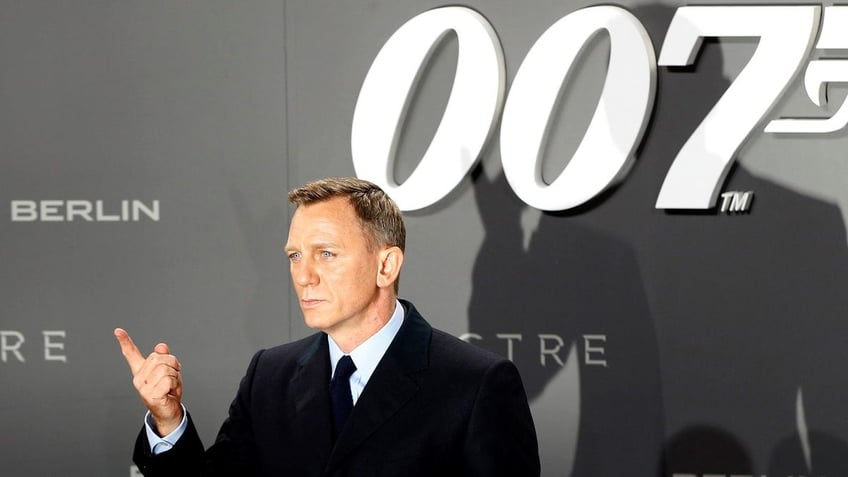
[663, 425, 753, 476]
[666, 422, 848, 476]
[470, 2, 848, 476]
[468, 170, 664, 477]
[768, 430, 848, 476]
[626, 3, 848, 475]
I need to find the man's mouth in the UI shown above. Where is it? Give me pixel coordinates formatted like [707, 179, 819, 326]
[300, 299, 323, 308]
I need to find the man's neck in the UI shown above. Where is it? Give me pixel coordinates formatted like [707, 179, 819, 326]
[328, 296, 398, 354]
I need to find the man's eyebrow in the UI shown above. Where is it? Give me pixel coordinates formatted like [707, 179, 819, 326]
[285, 241, 341, 251]
[311, 241, 341, 249]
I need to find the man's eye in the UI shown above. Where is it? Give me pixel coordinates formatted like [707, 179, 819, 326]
[288, 252, 301, 260]
[321, 251, 335, 258]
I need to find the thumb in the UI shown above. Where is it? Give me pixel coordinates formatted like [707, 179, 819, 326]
[154, 342, 170, 355]
[114, 328, 145, 374]
[153, 342, 181, 370]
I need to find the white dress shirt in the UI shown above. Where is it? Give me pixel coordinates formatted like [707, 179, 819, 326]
[327, 299, 405, 405]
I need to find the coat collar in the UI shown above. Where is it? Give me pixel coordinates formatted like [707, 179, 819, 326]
[292, 299, 433, 473]
[328, 300, 432, 470]
[291, 334, 334, 468]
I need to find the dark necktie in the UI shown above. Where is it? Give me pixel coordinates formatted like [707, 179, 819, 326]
[330, 355, 357, 436]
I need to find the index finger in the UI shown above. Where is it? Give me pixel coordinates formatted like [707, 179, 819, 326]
[114, 327, 145, 374]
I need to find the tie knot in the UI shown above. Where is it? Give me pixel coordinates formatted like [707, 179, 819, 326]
[334, 355, 356, 382]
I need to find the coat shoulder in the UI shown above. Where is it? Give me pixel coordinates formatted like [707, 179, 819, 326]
[429, 327, 511, 373]
[247, 332, 325, 376]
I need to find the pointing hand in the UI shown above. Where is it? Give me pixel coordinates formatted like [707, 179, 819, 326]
[114, 328, 184, 436]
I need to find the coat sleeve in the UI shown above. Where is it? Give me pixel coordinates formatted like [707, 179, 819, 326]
[463, 359, 541, 476]
[132, 412, 206, 476]
[132, 350, 266, 476]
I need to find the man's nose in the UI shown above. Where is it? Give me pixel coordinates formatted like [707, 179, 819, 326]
[293, 258, 318, 286]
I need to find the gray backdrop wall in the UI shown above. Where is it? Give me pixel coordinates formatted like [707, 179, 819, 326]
[2, 1, 847, 476]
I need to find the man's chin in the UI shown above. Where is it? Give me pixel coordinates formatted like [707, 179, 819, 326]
[302, 313, 331, 332]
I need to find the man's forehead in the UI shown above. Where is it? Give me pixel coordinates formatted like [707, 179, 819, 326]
[287, 217, 347, 239]
[287, 201, 364, 246]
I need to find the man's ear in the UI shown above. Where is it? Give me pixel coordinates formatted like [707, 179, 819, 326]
[376, 246, 404, 289]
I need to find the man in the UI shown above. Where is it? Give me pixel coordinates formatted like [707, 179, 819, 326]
[115, 177, 540, 476]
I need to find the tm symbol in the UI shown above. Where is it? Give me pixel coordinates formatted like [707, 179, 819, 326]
[719, 191, 754, 213]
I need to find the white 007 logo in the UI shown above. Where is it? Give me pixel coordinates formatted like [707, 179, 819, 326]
[351, 5, 846, 212]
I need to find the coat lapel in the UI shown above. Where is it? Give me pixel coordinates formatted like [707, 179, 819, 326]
[290, 334, 334, 469]
[326, 302, 432, 470]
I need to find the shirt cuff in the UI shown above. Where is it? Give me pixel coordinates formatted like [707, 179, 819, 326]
[144, 404, 188, 455]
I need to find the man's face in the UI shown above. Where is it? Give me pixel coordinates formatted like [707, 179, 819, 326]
[285, 196, 383, 336]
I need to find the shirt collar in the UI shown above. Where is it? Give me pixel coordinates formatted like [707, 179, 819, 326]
[328, 299, 405, 382]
